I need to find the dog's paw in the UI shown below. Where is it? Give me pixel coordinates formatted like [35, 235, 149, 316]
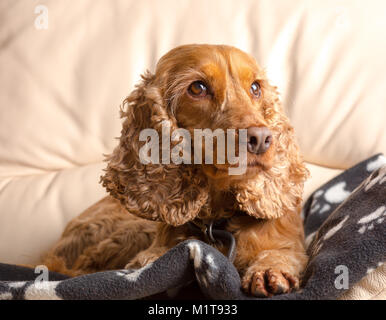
[125, 251, 161, 269]
[241, 268, 299, 297]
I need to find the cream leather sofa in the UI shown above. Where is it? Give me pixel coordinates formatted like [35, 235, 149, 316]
[0, 0, 385, 299]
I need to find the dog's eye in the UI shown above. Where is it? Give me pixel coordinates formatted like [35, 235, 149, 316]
[250, 81, 261, 98]
[188, 81, 208, 97]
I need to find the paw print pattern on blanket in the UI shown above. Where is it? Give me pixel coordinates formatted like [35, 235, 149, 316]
[0, 280, 62, 300]
[357, 165, 386, 233]
[364, 164, 386, 192]
[303, 154, 386, 236]
[304, 181, 352, 240]
[307, 215, 349, 257]
[358, 206, 385, 234]
[187, 242, 224, 294]
[366, 154, 386, 172]
[308, 182, 350, 215]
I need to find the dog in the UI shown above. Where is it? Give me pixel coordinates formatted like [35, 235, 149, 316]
[42, 44, 309, 297]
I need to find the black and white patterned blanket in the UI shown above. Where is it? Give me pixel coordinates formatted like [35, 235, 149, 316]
[0, 154, 385, 300]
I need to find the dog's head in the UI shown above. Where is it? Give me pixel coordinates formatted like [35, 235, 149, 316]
[101, 44, 309, 226]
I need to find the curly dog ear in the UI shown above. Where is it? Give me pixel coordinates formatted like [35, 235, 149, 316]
[234, 83, 309, 220]
[101, 72, 209, 226]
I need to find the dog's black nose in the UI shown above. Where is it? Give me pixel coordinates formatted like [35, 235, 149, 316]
[247, 127, 273, 154]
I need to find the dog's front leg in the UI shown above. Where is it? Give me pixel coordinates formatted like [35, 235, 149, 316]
[234, 215, 308, 297]
[125, 223, 190, 269]
[125, 245, 169, 269]
[240, 248, 307, 297]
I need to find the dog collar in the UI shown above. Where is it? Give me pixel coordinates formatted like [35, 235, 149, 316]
[187, 214, 243, 263]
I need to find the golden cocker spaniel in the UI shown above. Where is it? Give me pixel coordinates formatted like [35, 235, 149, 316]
[42, 44, 309, 297]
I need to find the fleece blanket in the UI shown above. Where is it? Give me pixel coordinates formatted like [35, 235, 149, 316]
[0, 154, 385, 300]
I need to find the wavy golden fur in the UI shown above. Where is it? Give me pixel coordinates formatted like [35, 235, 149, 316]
[42, 44, 309, 297]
